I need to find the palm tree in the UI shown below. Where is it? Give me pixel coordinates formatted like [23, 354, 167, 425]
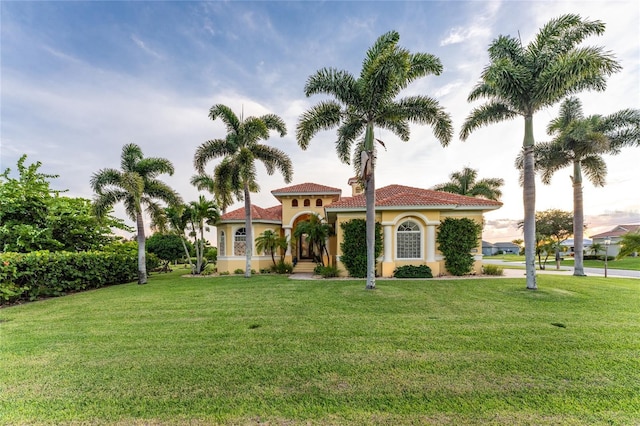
[293, 213, 333, 266]
[524, 97, 640, 276]
[432, 167, 504, 201]
[297, 30, 453, 289]
[161, 204, 195, 271]
[187, 195, 220, 274]
[91, 143, 181, 284]
[194, 104, 292, 278]
[255, 230, 286, 266]
[190, 173, 236, 215]
[617, 232, 640, 259]
[460, 14, 621, 290]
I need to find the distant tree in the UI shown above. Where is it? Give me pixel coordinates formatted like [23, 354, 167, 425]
[186, 195, 219, 275]
[194, 105, 292, 278]
[91, 143, 181, 284]
[432, 167, 504, 201]
[617, 232, 640, 259]
[520, 97, 640, 276]
[589, 242, 604, 257]
[297, 30, 452, 289]
[190, 173, 236, 215]
[146, 233, 185, 271]
[520, 210, 574, 269]
[461, 14, 621, 289]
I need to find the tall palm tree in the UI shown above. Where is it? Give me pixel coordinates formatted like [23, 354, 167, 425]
[460, 14, 621, 290]
[163, 204, 194, 271]
[524, 97, 639, 276]
[187, 195, 220, 274]
[194, 104, 292, 278]
[432, 167, 504, 201]
[297, 30, 453, 289]
[91, 143, 181, 284]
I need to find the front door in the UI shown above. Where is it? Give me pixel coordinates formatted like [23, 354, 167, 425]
[299, 234, 314, 260]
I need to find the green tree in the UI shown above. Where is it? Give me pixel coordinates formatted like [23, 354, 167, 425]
[339, 219, 383, 278]
[190, 173, 236, 215]
[460, 14, 621, 289]
[160, 204, 195, 272]
[255, 230, 287, 266]
[436, 217, 483, 276]
[186, 195, 220, 275]
[589, 242, 604, 257]
[519, 209, 574, 269]
[1, 155, 127, 252]
[617, 232, 640, 259]
[432, 167, 504, 201]
[293, 213, 333, 266]
[146, 233, 185, 271]
[91, 143, 181, 284]
[297, 31, 452, 289]
[194, 104, 292, 278]
[523, 97, 640, 276]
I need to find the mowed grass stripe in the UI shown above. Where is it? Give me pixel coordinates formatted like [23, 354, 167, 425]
[1, 270, 639, 425]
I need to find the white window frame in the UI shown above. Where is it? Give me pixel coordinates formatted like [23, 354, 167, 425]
[396, 220, 422, 259]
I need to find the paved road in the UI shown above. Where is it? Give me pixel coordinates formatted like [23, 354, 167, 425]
[483, 259, 640, 279]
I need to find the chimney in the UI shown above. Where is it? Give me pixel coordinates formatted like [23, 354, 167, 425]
[348, 177, 364, 196]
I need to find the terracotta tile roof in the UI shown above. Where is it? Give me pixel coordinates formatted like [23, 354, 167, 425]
[590, 224, 640, 238]
[220, 204, 282, 222]
[271, 182, 342, 195]
[326, 184, 503, 209]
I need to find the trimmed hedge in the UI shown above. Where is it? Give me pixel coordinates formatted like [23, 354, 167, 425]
[0, 250, 141, 304]
[393, 264, 433, 278]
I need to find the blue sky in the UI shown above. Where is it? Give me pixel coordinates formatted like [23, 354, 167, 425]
[2, 0, 639, 242]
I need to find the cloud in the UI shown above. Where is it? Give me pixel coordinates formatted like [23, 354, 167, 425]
[131, 34, 163, 59]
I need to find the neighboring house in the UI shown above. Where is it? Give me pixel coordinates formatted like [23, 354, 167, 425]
[560, 238, 592, 255]
[482, 241, 497, 256]
[590, 224, 640, 258]
[493, 242, 520, 254]
[216, 180, 502, 277]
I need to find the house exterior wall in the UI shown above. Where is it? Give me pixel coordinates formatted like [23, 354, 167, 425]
[217, 222, 282, 274]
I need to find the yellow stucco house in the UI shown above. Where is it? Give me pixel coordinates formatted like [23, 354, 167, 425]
[216, 180, 502, 277]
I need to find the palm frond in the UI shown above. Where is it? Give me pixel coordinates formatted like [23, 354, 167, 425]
[136, 157, 175, 179]
[407, 52, 443, 81]
[296, 101, 343, 149]
[260, 114, 287, 137]
[120, 143, 144, 173]
[304, 68, 358, 105]
[209, 104, 241, 134]
[90, 168, 122, 193]
[460, 101, 518, 140]
[92, 189, 127, 219]
[251, 144, 293, 183]
[581, 155, 607, 187]
[144, 179, 182, 206]
[193, 139, 232, 173]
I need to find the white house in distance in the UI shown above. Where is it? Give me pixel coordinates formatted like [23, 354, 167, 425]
[590, 224, 640, 257]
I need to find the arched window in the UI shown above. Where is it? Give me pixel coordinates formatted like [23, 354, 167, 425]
[315, 198, 323, 207]
[292, 199, 298, 207]
[304, 199, 310, 207]
[397, 220, 421, 259]
[234, 227, 246, 256]
[219, 231, 226, 256]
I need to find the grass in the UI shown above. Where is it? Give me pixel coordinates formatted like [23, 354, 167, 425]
[1, 271, 639, 425]
[487, 254, 640, 271]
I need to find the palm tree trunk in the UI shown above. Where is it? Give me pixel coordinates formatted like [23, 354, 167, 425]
[522, 115, 537, 290]
[199, 221, 206, 274]
[179, 236, 193, 271]
[136, 209, 147, 285]
[244, 183, 252, 278]
[365, 155, 376, 290]
[572, 160, 586, 276]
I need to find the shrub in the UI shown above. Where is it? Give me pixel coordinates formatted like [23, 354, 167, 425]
[0, 250, 138, 304]
[233, 268, 244, 275]
[482, 264, 504, 276]
[314, 265, 341, 278]
[339, 219, 383, 278]
[219, 271, 230, 276]
[393, 264, 433, 278]
[436, 218, 482, 276]
[271, 260, 293, 274]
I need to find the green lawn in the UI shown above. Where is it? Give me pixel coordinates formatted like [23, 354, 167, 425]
[1, 271, 639, 425]
[487, 254, 640, 271]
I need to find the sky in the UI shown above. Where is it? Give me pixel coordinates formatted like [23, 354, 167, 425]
[1, 0, 639, 244]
